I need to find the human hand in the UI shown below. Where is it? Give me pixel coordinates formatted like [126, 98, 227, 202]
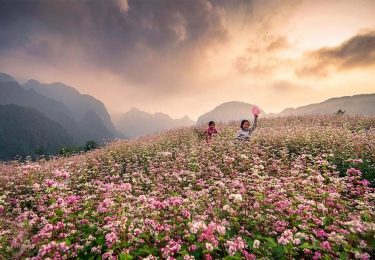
[254, 114, 258, 118]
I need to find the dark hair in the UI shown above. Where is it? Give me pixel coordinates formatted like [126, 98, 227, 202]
[208, 121, 215, 126]
[240, 119, 249, 129]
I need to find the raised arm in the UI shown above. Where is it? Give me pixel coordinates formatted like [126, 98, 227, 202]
[249, 115, 258, 132]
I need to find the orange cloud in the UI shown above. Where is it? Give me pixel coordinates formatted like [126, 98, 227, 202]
[296, 30, 375, 77]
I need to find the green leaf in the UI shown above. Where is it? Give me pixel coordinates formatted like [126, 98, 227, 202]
[65, 238, 72, 246]
[266, 237, 278, 247]
[192, 249, 202, 259]
[298, 242, 313, 249]
[177, 250, 189, 255]
[273, 245, 284, 257]
[95, 235, 105, 246]
[339, 252, 349, 260]
[119, 254, 133, 260]
[246, 238, 254, 249]
[223, 256, 241, 260]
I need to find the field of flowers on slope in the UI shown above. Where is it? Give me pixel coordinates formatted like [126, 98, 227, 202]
[0, 114, 374, 260]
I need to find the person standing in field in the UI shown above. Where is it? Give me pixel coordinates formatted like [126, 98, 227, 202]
[234, 115, 258, 141]
[202, 121, 218, 142]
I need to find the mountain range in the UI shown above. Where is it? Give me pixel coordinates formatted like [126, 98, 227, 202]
[196, 101, 266, 126]
[113, 107, 195, 138]
[0, 104, 74, 160]
[0, 81, 114, 145]
[278, 94, 375, 116]
[1, 71, 374, 160]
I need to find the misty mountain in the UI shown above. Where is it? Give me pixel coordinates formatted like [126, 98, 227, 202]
[114, 107, 195, 138]
[279, 94, 375, 116]
[22, 79, 121, 137]
[196, 101, 266, 126]
[0, 81, 114, 144]
[0, 72, 17, 83]
[80, 110, 114, 142]
[0, 104, 74, 161]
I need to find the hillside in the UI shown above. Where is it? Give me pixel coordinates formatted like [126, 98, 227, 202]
[22, 79, 119, 138]
[0, 104, 75, 160]
[196, 101, 266, 125]
[0, 81, 116, 144]
[280, 94, 375, 116]
[1, 114, 374, 259]
[115, 107, 195, 138]
[0, 72, 17, 83]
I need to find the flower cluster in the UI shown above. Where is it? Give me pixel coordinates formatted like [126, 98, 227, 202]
[0, 114, 374, 259]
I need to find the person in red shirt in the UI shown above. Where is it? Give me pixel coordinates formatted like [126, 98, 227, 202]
[202, 121, 218, 143]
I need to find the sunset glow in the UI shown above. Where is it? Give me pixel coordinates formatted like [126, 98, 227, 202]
[0, 0, 374, 120]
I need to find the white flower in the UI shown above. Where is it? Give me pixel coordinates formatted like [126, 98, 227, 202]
[206, 243, 214, 251]
[240, 154, 248, 159]
[229, 194, 242, 202]
[253, 239, 260, 249]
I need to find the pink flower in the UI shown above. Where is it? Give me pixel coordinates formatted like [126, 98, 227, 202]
[320, 241, 332, 251]
[105, 232, 118, 244]
[312, 251, 323, 260]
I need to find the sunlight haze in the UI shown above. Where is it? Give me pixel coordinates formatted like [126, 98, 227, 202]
[0, 0, 374, 120]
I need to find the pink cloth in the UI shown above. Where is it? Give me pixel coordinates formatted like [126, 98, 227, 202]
[203, 128, 218, 137]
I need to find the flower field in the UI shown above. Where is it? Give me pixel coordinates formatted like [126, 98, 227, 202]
[0, 114, 374, 260]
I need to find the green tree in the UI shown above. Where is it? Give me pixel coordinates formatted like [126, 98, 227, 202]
[58, 146, 76, 157]
[34, 147, 46, 157]
[84, 140, 100, 152]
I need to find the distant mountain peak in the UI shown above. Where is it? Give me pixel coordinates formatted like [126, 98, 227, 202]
[196, 101, 265, 125]
[23, 79, 41, 89]
[0, 72, 17, 84]
[129, 107, 141, 112]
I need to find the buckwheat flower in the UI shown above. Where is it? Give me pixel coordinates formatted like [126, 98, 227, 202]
[206, 243, 214, 251]
[358, 240, 368, 249]
[328, 232, 345, 242]
[277, 230, 293, 245]
[188, 245, 197, 252]
[182, 211, 190, 219]
[240, 154, 248, 159]
[57, 242, 67, 251]
[313, 251, 323, 260]
[105, 232, 118, 244]
[33, 183, 40, 192]
[216, 225, 226, 235]
[354, 252, 370, 260]
[253, 239, 260, 249]
[11, 234, 23, 247]
[229, 194, 242, 202]
[120, 183, 132, 191]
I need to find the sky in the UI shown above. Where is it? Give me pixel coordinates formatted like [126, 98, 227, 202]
[0, 0, 374, 121]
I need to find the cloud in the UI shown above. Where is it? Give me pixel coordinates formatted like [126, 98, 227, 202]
[269, 79, 310, 93]
[234, 33, 294, 77]
[0, 0, 229, 95]
[117, 0, 129, 12]
[266, 36, 291, 51]
[296, 30, 375, 77]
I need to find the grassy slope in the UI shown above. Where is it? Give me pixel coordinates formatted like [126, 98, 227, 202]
[0, 114, 374, 259]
